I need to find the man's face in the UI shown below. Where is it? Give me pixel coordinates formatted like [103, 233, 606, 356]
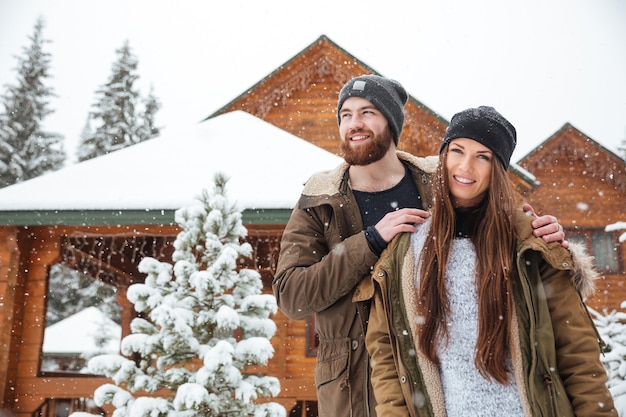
[338, 97, 394, 166]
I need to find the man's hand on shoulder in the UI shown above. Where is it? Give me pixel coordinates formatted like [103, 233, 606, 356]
[523, 203, 569, 248]
[374, 208, 430, 242]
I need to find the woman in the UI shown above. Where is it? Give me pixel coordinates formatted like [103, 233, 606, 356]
[358, 106, 616, 416]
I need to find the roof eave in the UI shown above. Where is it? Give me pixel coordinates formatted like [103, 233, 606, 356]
[0, 208, 293, 227]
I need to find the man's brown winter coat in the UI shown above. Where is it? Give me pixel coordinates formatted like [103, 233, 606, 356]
[357, 207, 617, 416]
[273, 151, 437, 417]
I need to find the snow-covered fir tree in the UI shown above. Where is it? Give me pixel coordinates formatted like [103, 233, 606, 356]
[78, 116, 94, 154]
[0, 17, 65, 188]
[590, 304, 626, 416]
[71, 173, 285, 417]
[76, 40, 160, 162]
[137, 84, 161, 140]
[598, 221, 626, 416]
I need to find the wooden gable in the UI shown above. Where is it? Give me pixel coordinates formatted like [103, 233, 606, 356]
[518, 123, 625, 226]
[207, 35, 448, 158]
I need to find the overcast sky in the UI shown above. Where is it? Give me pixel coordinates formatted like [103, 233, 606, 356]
[1, 0, 625, 164]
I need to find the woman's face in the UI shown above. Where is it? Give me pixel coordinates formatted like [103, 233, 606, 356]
[445, 138, 494, 208]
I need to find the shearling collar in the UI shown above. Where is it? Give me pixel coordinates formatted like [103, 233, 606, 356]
[301, 151, 438, 197]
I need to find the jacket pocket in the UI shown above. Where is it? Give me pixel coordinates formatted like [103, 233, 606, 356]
[315, 350, 349, 387]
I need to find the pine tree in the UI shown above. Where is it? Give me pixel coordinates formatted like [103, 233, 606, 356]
[77, 41, 160, 162]
[599, 220, 626, 415]
[0, 17, 65, 188]
[73, 173, 285, 417]
[78, 116, 94, 155]
[590, 305, 626, 415]
[137, 85, 161, 141]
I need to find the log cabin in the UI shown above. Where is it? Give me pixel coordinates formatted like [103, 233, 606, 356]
[0, 35, 624, 416]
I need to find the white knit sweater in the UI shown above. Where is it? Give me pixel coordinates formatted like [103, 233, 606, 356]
[412, 224, 525, 416]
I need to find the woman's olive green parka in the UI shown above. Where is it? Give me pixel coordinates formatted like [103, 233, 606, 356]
[356, 208, 616, 417]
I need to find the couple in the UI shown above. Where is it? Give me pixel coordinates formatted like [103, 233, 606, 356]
[272, 75, 615, 416]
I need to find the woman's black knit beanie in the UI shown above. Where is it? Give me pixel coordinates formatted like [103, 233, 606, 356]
[440, 106, 517, 169]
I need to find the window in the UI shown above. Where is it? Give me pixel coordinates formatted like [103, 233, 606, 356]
[41, 264, 122, 374]
[567, 229, 622, 273]
[41, 234, 176, 375]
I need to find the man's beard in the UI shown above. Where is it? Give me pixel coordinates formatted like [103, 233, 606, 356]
[341, 127, 394, 166]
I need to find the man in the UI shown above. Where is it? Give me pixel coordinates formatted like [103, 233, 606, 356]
[272, 75, 565, 417]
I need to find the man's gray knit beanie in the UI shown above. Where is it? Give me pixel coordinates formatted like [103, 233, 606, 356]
[337, 74, 408, 145]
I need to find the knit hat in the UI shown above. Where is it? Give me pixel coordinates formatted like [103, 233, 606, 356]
[440, 106, 517, 169]
[337, 75, 408, 145]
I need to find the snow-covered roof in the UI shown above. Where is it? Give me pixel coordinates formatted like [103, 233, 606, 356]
[42, 307, 121, 355]
[0, 111, 343, 223]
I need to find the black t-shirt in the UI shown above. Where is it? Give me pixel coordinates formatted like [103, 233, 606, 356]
[352, 164, 423, 228]
[352, 164, 423, 255]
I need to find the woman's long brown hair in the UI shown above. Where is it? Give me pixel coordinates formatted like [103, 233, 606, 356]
[417, 144, 517, 384]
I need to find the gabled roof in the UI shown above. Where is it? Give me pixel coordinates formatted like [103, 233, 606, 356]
[519, 122, 624, 164]
[519, 122, 625, 192]
[517, 122, 626, 226]
[206, 35, 449, 158]
[0, 111, 343, 226]
[207, 35, 380, 120]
